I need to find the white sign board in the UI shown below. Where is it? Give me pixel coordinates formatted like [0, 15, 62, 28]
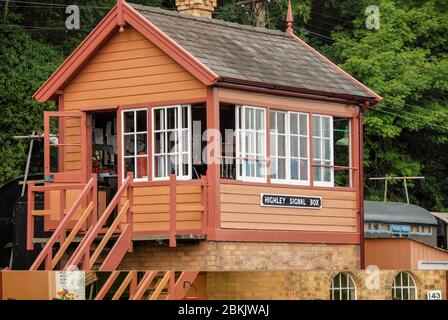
[418, 260, 448, 270]
[427, 290, 442, 300]
[54, 271, 85, 300]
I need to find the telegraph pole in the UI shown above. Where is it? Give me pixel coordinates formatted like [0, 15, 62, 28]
[369, 176, 425, 204]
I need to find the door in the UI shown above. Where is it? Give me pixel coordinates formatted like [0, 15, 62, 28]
[43, 111, 89, 230]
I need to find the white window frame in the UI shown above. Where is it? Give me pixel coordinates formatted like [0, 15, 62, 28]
[312, 114, 334, 187]
[151, 105, 192, 181]
[270, 110, 310, 186]
[235, 105, 267, 183]
[121, 108, 149, 182]
[391, 272, 417, 300]
[330, 272, 357, 300]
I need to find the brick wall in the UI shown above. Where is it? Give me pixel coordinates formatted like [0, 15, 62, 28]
[205, 270, 447, 300]
[119, 241, 360, 271]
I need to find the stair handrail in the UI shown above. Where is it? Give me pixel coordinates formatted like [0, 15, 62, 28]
[29, 175, 96, 270]
[66, 173, 133, 270]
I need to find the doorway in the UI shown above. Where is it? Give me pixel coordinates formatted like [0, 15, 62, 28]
[90, 111, 118, 218]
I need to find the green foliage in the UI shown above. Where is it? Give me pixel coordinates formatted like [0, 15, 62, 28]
[0, 0, 446, 211]
[0, 25, 61, 183]
[329, 0, 448, 209]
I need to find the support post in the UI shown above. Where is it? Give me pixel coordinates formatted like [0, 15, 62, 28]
[169, 174, 176, 247]
[27, 181, 35, 250]
[127, 172, 133, 251]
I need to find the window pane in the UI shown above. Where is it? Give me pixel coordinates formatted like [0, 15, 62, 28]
[403, 289, 409, 300]
[410, 289, 416, 300]
[270, 158, 277, 179]
[124, 135, 135, 156]
[314, 162, 321, 181]
[334, 274, 341, 287]
[270, 112, 276, 130]
[137, 134, 147, 155]
[333, 290, 340, 300]
[270, 135, 276, 157]
[136, 110, 147, 132]
[168, 131, 178, 154]
[300, 137, 307, 157]
[136, 156, 148, 178]
[341, 289, 348, 300]
[256, 160, 264, 178]
[154, 155, 166, 177]
[291, 136, 298, 157]
[324, 162, 332, 181]
[124, 111, 134, 133]
[278, 135, 285, 157]
[257, 132, 264, 155]
[155, 132, 165, 154]
[154, 109, 164, 131]
[402, 274, 409, 286]
[312, 116, 320, 137]
[290, 113, 298, 134]
[299, 114, 307, 135]
[322, 116, 331, 138]
[313, 138, 321, 159]
[277, 158, 286, 179]
[182, 154, 189, 176]
[291, 159, 298, 180]
[300, 160, 308, 180]
[124, 158, 135, 176]
[349, 289, 356, 300]
[167, 107, 176, 130]
[182, 129, 188, 153]
[182, 106, 188, 129]
[324, 139, 331, 160]
[256, 109, 263, 130]
[277, 112, 285, 133]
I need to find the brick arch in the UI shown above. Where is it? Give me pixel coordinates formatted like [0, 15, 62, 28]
[390, 270, 419, 300]
[329, 271, 358, 300]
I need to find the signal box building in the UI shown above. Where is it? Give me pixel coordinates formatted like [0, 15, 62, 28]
[25, 0, 382, 272]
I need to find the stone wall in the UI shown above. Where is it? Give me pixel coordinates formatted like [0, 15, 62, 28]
[204, 270, 447, 300]
[119, 241, 360, 271]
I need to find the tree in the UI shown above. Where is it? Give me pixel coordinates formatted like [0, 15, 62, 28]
[328, 0, 448, 210]
[0, 25, 62, 183]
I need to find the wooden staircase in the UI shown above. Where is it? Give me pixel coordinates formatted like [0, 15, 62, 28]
[27, 173, 134, 271]
[94, 271, 199, 300]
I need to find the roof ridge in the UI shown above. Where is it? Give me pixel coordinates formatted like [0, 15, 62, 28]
[128, 3, 288, 38]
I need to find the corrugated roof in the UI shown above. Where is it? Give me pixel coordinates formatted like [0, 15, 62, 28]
[129, 4, 377, 101]
[364, 201, 438, 225]
[431, 212, 448, 224]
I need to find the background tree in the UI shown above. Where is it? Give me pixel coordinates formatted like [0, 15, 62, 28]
[0, 0, 447, 211]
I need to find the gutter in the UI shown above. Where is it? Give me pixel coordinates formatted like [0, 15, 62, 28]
[216, 78, 379, 106]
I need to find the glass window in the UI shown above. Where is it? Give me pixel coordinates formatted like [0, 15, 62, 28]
[270, 111, 309, 185]
[152, 105, 191, 180]
[312, 115, 333, 186]
[236, 106, 266, 182]
[122, 109, 148, 181]
[391, 272, 416, 300]
[330, 272, 357, 300]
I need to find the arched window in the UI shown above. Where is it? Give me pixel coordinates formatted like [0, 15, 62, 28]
[330, 272, 357, 300]
[391, 272, 417, 300]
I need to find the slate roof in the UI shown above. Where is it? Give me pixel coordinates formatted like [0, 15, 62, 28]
[365, 201, 438, 225]
[129, 4, 377, 101]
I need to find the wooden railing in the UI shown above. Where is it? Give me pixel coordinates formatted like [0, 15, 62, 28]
[65, 173, 134, 271]
[94, 271, 199, 300]
[28, 175, 97, 270]
[166, 174, 208, 248]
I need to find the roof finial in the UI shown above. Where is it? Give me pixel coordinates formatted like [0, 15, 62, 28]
[286, 0, 293, 34]
[117, 0, 125, 32]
